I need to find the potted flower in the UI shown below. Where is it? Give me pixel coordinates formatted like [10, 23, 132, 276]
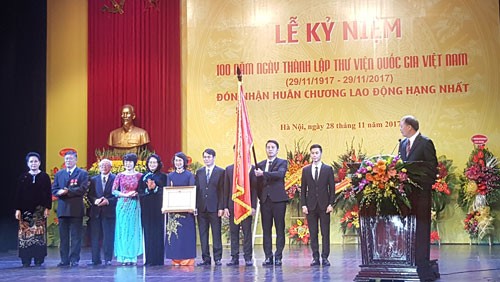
[286, 218, 310, 245]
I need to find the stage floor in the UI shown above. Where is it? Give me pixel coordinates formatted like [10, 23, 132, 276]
[0, 244, 499, 281]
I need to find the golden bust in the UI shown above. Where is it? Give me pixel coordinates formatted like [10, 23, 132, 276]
[108, 104, 150, 149]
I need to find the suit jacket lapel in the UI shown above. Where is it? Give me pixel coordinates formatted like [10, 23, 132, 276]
[259, 160, 266, 171]
[407, 134, 421, 158]
[317, 165, 326, 184]
[312, 165, 318, 184]
[205, 168, 210, 185]
[311, 164, 322, 184]
[104, 175, 114, 195]
[65, 168, 76, 186]
[97, 177, 104, 197]
[269, 158, 279, 171]
[404, 139, 411, 159]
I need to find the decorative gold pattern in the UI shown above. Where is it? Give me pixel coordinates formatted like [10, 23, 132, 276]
[102, 0, 125, 14]
[166, 213, 185, 245]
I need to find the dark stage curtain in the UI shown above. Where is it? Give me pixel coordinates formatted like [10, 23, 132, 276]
[0, 0, 47, 251]
[88, 0, 181, 165]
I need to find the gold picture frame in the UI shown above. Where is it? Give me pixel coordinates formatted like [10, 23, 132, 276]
[162, 185, 196, 213]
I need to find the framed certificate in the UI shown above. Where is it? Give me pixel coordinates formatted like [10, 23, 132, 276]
[162, 185, 196, 213]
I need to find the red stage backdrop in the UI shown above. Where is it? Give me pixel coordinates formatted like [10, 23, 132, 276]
[87, 0, 181, 166]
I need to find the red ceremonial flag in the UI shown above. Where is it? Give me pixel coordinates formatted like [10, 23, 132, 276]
[232, 81, 254, 224]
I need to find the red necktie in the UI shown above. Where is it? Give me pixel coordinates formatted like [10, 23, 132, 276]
[406, 140, 411, 156]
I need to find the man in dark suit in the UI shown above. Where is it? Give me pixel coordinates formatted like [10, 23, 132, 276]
[300, 144, 335, 267]
[86, 159, 116, 266]
[398, 115, 438, 281]
[255, 140, 288, 266]
[223, 163, 257, 266]
[195, 148, 225, 266]
[51, 150, 89, 267]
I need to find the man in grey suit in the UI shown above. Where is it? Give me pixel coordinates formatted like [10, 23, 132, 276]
[87, 158, 116, 266]
[300, 144, 335, 266]
[51, 150, 89, 267]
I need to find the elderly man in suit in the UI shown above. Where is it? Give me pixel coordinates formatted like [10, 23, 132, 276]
[255, 140, 288, 266]
[195, 148, 225, 266]
[300, 144, 335, 267]
[399, 115, 438, 281]
[87, 158, 116, 266]
[51, 150, 89, 267]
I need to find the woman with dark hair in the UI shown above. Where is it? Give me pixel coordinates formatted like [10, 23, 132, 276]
[138, 154, 167, 266]
[112, 153, 143, 266]
[15, 152, 52, 267]
[164, 152, 196, 266]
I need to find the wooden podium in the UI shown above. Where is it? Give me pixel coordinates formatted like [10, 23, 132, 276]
[353, 160, 440, 281]
[354, 214, 420, 281]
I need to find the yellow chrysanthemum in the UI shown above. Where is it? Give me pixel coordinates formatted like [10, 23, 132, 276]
[297, 226, 309, 238]
[465, 181, 478, 197]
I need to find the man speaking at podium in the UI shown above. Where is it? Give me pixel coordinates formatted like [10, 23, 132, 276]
[398, 115, 438, 282]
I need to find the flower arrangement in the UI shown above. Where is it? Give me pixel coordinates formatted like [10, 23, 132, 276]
[166, 155, 203, 173]
[286, 218, 310, 245]
[284, 139, 311, 207]
[429, 156, 458, 244]
[430, 231, 440, 244]
[188, 160, 203, 173]
[432, 155, 458, 215]
[332, 138, 367, 183]
[336, 155, 421, 216]
[88, 147, 152, 176]
[458, 144, 499, 241]
[46, 207, 60, 247]
[88, 159, 147, 176]
[339, 205, 359, 234]
[332, 139, 366, 217]
[286, 184, 300, 204]
[458, 145, 500, 210]
[463, 206, 494, 240]
[220, 216, 243, 244]
[221, 216, 230, 243]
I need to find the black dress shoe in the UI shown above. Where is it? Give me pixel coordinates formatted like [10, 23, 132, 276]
[197, 260, 211, 266]
[262, 257, 273, 266]
[310, 259, 320, 266]
[34, 259, 44, 266]
[274, 259, 282, 266]
[214, 260, 222, 266]
[70, 261, 79, 267]
[322, 259, 330, 266]
[57, 262, 70, 267]
[87, 261, 101, 266]
[245, 260, 253, 266]
[226, 259, 239, 266]
[22, 263, 30, 268]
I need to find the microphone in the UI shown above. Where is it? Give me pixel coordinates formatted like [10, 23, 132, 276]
[391, 139, 402, 155]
